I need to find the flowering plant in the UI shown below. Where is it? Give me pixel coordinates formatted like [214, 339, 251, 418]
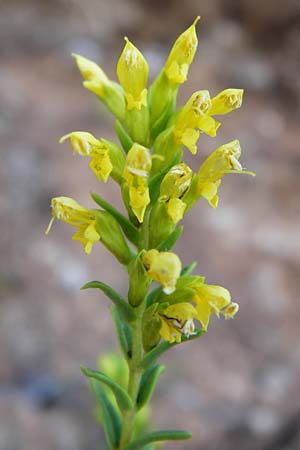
[46, 17, 254, 450]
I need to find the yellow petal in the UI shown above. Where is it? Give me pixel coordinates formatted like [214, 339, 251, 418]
[222, 302, 239, 320]
[197, 115, 221, 137]
[166, 198, 186, 223]
[143, 250, 182, 294]
[180, 128, 200, 154]
[89, 150, 113, 182]
[60, 131, 100, 156]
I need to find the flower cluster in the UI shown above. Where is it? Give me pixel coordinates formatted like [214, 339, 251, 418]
[46, 17, 254, 346]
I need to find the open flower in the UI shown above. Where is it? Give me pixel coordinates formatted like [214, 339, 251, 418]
[117, 38, 148, 110]
[174, 90, 218, 154]
[123, 143, 151, 223]
[164, 16, 200, 85]
[60, 132, 125, 183]
[196, 140, 256, 208]
[45, 197, 100, 254]
[193, 283, 238, 330]
[158, 303, 197, 343]
[173, 88, 244, 154]
[142, 249, 182, 294]
[60, 132, 113, 182]
[159, 163, 193, 224]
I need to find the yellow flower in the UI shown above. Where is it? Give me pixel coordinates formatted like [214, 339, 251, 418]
[45, 196, 100, 254]
[142, 249, 182, 294]
[209, 89, 244, 115]
[196, 140, 255, 208]
[123, 143, 151, 223]
[72, 53, 110, 97]
[72, 54, 125, 120]
[174, 90, 219, 154]
[60, 132, 113, 183]
[166, 198, 186, 224]
[159, 163, 193, 223]
[193, 284, 232, 330]
[117, 38, 148, 110]
[165, 16, 200, 85]
[158, 303, 197, 343]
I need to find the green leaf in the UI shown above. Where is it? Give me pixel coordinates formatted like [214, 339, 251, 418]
[91, 380, 122, 449]
[91, 192, 139, 246]
[110, 306, 132, 359]
[142, 329, 205, 369]
[115, 119, 133, 153]
[122, 430, 192, 450]
[81, 280, 136, 322]
[146, 286, 162, 307]
[157, 226, 183, 252]
[136, 364, 165, 410]
[150, 96, 176, 142]
[181, 261, 198, 276]
[156, 287, 196, 305]
[149, 153, 182, 203]
[82, 366, 133, 411]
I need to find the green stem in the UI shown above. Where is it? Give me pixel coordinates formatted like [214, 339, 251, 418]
[138, 207, 150, 252]
[119, 302, 145, 448]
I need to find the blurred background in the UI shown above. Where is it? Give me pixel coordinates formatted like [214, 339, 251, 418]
[1, 0, 300, 449]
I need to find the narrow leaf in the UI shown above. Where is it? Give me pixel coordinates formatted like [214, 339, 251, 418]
[115, 119, 133, 153]
[91, 192, 139, 246]
[157, 226, 183, 252]
[142, 329, 205, 369]
[122, 430, 192, 450]
[150, 96, 176, 142]
[91, 380, 122, 449]
[81, 280, 136, 322]
[181, 261, 198, 276]
[137, 364, 165, 410]
[82, 366, 133, 411]
[146, 286, 162, 307]
[110, 306, 132, 359]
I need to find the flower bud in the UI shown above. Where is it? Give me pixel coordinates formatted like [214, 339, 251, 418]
[117, 38, 148, 111]
[123, 144, 152, 223]
[142, 250, 182, 294]
[73, 54, 125, 120]
[165, 16, 200, 85]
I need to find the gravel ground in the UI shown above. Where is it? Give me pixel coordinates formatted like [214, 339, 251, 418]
[1, 2, 300, 449]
